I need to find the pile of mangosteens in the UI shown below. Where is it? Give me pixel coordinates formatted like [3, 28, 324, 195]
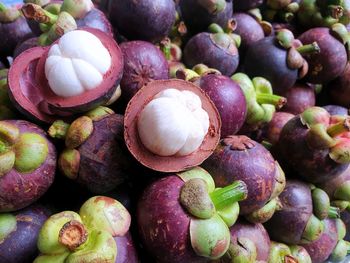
[3, 0, 350, 262]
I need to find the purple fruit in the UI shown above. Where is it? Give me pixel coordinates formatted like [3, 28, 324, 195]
[202, 135, 278, 215]
[264, 112, 295, 145]
[179, 0, 233, 33]
[298, 25, 349, 84]
[0, 120, 56, 212]
[108, 0, 176, 42]
[264, 180, 326, 245]
[50, 107, 133, 193]
[0, 204, 51, 263]
[120, 40, 169, 104]
[281, 82, 316, 115]
[328, 63, 350, 108]
[277, 107, 350, 183]
[137, 167, 247, 263]
[76, 7, 113, 36]
[184, 26, 239, 76]
[196, 74, 247, 137]
[13, 37, 38, 58]
[235, 0, 263, 11]
[324, 105, 349, 116]
[114, 232, 139, 263]
[0, 3, 33, 59]
[302, 219, 339, 263]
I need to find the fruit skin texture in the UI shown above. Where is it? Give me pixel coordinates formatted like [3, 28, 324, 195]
[298, 27, 348, 84]
[281, 83, 315, 115]
[76, 8, 113, 36]
[302, 219, 338, 263]
[277, 115, 349, 184]
[114, 232, 139, 263]
[328, 63, 350, 108]
[108, 0, 176, 42]
[179, 0, 233, 33]
[202, 136, 276, 215]
[264, 112, 295, 145]
[184, 32, 239, 76]
[13, 37, 38, 58]
[197, 74, 247, 138]
[0, 120, 56, 212]
[120, 40, 169, 104]
[0, 204, 51, 263]
[137, 176, 207, 263]
[243, 36, 298, 95]
[264, 180, 313, 245]
[234, 0, 263, 11]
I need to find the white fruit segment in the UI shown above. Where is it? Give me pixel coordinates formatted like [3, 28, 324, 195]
[137, 89, 210, 156]
[45, 30, 112, 97]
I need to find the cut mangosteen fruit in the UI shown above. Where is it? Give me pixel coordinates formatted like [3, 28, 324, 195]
[8, 28, 123, 123]
[124, 79, 221, 173]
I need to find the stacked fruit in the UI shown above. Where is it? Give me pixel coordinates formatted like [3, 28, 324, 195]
[2, 0, 350, 262]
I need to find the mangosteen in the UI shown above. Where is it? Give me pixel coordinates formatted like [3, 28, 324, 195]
[48, 106, 132, 193]
[0, 120, 56, 212]
[298, 0, 350, 28]
[234, 0, 263, 11]
[298, 24, 350, 84]
[0, 2, 33, 60]
[202, 135, 285, 223]
[324, 105, 349, 116]
[8, 28, 124, 123]
[281, 82, 316, 115]
[328, 63, 350, 108]
[183, 24, 240, 76]
[108, 0, 176, 43]
[124, 79, 221, 173]
[13, 37, 39, 58]
[265, 180, 338, 245]
[263, 112, 295, 145]
[302, 218, 349, 263]
[218, 219, 271, 262]
[137, 167, 248, 262]
[243, 29, 320, 95]
[119, 40, 169, 104]
[114, 232, 139, 263]
[34, 196, 133, 263]
[0, 204, 51, 263]
[267, 242, 311, 263]
[179, 0, 233, 34]
[195, 73, 247, 138]
[277, 107, 350, 183]
[0, 69, 18, 120]
[231, 73, 287, 134]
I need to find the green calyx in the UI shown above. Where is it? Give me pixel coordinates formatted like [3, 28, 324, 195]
[268, 241, 294, 263]
[331, 200, 350, 212]
[312, 187, 331, 220]
[176, 68, 200, 82]
[300, 107, 330, 128]
[192, 64, 221, 76]
[65, 116, 93, 149]
[231, 73, 285, 127]
[217, 202, 240, 228]
[198, 0, 226, 15]
[329, 137, 350, 164]
[190, 214, 230, 259]
[289, 245, 312, 263]
[21, 3, 58, 24]
[209, 23, 240, 50]
[85, 106, 114, 122]
[224, 238, 257, 263]
[58, 149, 80, 180]
[330, 240, 350, 262]
[276, 29, 295, 49]
[270, 161, 286, 200]
[0, 213, 17, 242]
[245, 198, 281, 224]
[328, 206, 340, 219]
[334, 181, 350, 201]
[60, 0, 93, 19]
[335, 218, 346, 240]
[48, 120, 70, 140]
[0, 3, 21, 23]
[300, 214, 324, 244]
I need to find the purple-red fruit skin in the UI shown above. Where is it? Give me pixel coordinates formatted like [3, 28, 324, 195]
[137, 176, 206, 263]
[264, 180, 312, 245]
[202, 137, 276, 215]
[234, 0, 263, 11]
[278, 116, 348, 183]
[302, 219, 338, 263]
[76, 114, 131, 193]
[298, 28, 348, 84]
[229, 219, 271, 262]
[232, 13, 265, 55]
[179, 0, 233, 33]
[114, 232, 139, 263]
[243, 36, 298, 95]
[120, 41, 169, 103]
[184, 33, 239, 76]
[323, 105, 348, 116]
[13, 37, 38, 59]
[0, 120, 56, 212]
[197, 74, 247, 137]
[0, 204, 51, 263]
[76, 8, 113, 36]
[108, 0, 176, 42]
[328, 63, 350, 108]
[265, 112, 295, 145]
[281, 83, 315, 115]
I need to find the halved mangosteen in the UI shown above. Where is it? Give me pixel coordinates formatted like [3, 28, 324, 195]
[124, 79, 221, 173]
[8, 27, 123, 123]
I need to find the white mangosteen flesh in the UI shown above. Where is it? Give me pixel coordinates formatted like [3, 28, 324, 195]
[137, 89, 210, 157]
[45, 30, 112, 98]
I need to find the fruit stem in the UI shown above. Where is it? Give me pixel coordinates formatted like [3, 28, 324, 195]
[21, 3, 58, 24]
[296, 42, 320, 55]
[328, 206, 340, 219]
[327, 118, 350, 137]
[209, 180, 248, 210]
[256, 93, 287, 109]
[48, 120, 70, 139]
[328, 5, 343, 19]
[159, 37, 171, 61]
[58, 220, 88, 251]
